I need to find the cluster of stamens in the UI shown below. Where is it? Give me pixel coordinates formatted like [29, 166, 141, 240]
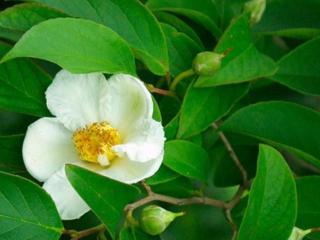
[73, 122, 121, 166]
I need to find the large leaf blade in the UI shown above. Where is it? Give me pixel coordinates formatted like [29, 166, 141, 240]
[223, 101, 320, 168]
[238, 144, 297, 240]
[271, 37, 320, 96]
[65, 165, 141, 238]
[28, 0, 168, 75]
[0, 172, 63, 240]
[2, 18, 135, 75]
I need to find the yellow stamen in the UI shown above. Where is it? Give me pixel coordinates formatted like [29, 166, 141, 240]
[73, 122, 121, 166]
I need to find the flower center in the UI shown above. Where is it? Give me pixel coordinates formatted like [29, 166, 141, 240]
[73, 122, 121, 166]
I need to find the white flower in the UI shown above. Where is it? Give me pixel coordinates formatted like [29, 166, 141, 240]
[22, 70, 165, 220]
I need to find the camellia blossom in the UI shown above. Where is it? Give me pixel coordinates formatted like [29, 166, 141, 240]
[23, 70, 165, 220]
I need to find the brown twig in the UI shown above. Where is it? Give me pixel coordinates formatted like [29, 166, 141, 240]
[125, 192, 227, 214]
[212, 122, 249, 188]
[311, 227, 320, 233]
[225, 209, 238, 240]
[146, 83, 177, 98]
[63, 224, 106, 240]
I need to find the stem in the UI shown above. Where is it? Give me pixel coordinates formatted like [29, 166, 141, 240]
[146, 84, 177, 98]
[225, 209, 238, 240]
[125, 192, 227, 214]
[63, 224, 106, 240]
[212, 123, 249, 187]
[311, 227, 320, 233]
[169, 69, 195, 91]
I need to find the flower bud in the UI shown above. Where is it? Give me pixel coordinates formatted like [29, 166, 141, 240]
[139, 205, 184, 236]
[192, 51, 224, 76]
[288, 227, 311, 240]
[244, 0, 266, 25]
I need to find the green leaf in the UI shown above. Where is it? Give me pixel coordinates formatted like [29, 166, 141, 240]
[164, 113, 179, 140]
[0, 3, 66, 40]
[195, 14, 277, 87]
[0, 172, 63, 240]
[223, 101, 320, 169]
[0, 42, 51, 116]
[254, 0, 320, 39]
[2, 18, 135, 75]
[161, 205, 232, 240]
[164, 140, 209, 181]
[146, 0, 222, 38]
[161, 23, 202, 77]
[28, 0, 168, 76]
[238, 144, 297, 240]
[0, 111, 36, 136]
[178, 82, 249, 138]
[296, 176, 320, 240]
[145, 165, 179, 186]
[0, 135, 28, 175]
[152, 96, 162, 122]
[270, 37, 320, 96]
[155, 11, 204, 49]
[65, 165, 141, 238]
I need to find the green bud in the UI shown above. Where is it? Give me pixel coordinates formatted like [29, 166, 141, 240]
[244, 0, 266, 25]
[288, 227, 312, 240]
[139, 205, 184, 236]
[192, 51, 224, 76]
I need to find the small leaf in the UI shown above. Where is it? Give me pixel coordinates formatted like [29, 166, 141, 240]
[28, 0, 168, 75]
[65, 165, 141, 238]
[0, 42, 51, 116]
[161, 23, 202, 77]
[147, 0, 221, 38]
[223, 101, 320, 169]
[238, 144, 297, 240]
[0, 171, 63, 240]
[271, 37, 320, 96]
[2, 18, 135, 75]
[178, 82, 249, 138]
[195, 14, 277, 87]
[164, 140, 209, 181]
[0, 3, 66, 41]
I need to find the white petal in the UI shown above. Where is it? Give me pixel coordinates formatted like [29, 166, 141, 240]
[23, 117, 78, 182]
[98, 152, 164, 184]
[113, 119, 165, 163]
[100, 74, 153, 136]
[43, 167, 90, 220]
[46, 70, 108, 131]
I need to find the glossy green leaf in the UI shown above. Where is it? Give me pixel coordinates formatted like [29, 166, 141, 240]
[2, 18, 135, 75]
[0, 172, 63, 240]
[223, 101, 320, 168]
[164, 113, 179, 140]
[195, 14, 277, 87]
[155, 11, 204, 49]
[271, 37, 320, 96]
[0, 135, 27, 175]
[238, 144, 297, 240]
[161, 205, 232, 240]
[28, 0, 168, 75]
[178, 82, 249, 138]
[65, 165, 141, 238]
[161, 23, 202, 77]
[164, 140, 209, 181]
[0, 3, 66, 41]
[0, 43, 51, 116]
[146, 0, 221, 38]
[254, 0, 320, 39]
[296, 176, 320, 240]
[146, 165, 179, 186]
